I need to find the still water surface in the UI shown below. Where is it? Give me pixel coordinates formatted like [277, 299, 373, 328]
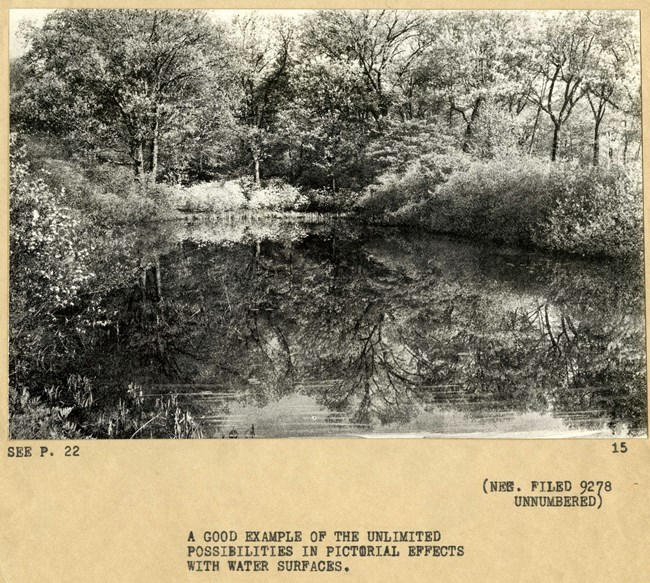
[92, 214, 647, 438]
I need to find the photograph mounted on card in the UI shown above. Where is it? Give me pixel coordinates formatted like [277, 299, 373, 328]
[2, 2, 650, 583]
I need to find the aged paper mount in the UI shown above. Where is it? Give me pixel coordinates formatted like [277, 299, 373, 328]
[1, 1, 649, 581]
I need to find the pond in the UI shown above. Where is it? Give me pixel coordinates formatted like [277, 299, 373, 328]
[84, 213, 647, 438]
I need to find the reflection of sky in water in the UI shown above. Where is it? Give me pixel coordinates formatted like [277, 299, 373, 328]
[204, 394, 614, 439]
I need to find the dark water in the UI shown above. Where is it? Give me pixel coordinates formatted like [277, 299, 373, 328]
[90, 214, 647, 438]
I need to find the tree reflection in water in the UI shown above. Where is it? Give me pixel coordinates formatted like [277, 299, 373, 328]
[88, 214, 646, 437]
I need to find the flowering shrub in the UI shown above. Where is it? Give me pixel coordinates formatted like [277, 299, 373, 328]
[10, 139, 94, 317]
[178, 176, 309, 213]
[171, 179, 247, 212]
[248, 179, 309, 211]
[10, 137, 99, 425]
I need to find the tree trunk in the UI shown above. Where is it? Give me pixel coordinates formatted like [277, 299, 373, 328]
[154, 255, 162, 302]
[141, 269, 147, 301]
[592, 118, 601, 166]
[587, 93, 608, 167]
[551, 122, 561, 162]
[528, 103, 542, 155]
[135, 140, 146, 182]
[151, 106, 159, 182]
[462, 96, 483, 153]
[253, 156, 260, 185]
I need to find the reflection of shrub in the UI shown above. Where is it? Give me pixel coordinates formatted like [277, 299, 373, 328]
[172, 179, 247, 213]
[248, 179, 309, 211]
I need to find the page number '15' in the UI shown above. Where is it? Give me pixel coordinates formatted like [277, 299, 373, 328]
[612, 442, 627, 454]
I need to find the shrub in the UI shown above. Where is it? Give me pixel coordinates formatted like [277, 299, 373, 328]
[427, 157, 643, 255]
[356, 169, 423, 218]
[534, 162, 642, 257]
[222, 179, 249, 209]
[248, 179, 309, 211]
[305, 188, 359, 213]
[38, 159, 173, 224]
[171, 179, 247, 213]
[356, 152, 470, 220]
[359, 154, 643, 258]
[89, 190, 165, 224]
[422, 157, 559, 244]
[9, 379, 203, 439]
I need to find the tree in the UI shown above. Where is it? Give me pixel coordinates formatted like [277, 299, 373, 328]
[301, 10, 426, 129]
[525, 12, 594, 161]
[582, 12, 640, 165]
[231, 13, 294, 184]
[277, 54, 371, 190]
[13, 9, 234, 183]
[425, 12, 518, 153]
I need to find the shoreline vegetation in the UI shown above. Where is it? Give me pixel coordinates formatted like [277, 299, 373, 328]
[9, 9, 644, 438]
[28, 150, 648, 258]
[18, 139, 645, 258]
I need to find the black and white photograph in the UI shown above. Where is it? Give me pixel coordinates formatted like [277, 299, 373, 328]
[8, 8, 646, 439]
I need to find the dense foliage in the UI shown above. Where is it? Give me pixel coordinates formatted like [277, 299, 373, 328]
[12, 10, 640, 198]
[10, 137, 201, 438]
[360, 157, 642, 257]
